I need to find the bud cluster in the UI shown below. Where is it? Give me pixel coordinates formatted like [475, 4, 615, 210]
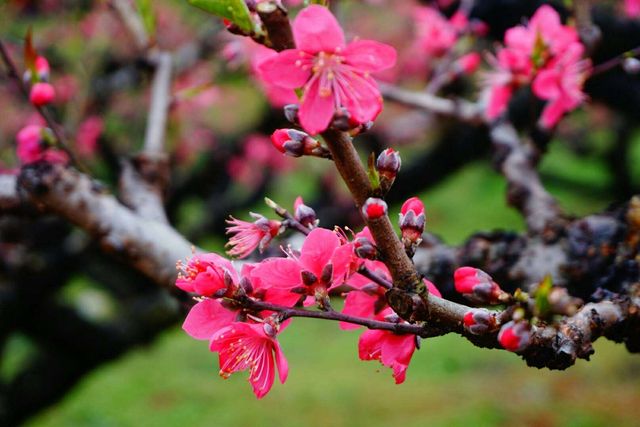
[454, 267, 506, 305]
[463, 308, 498, 335]
[376, 148, 401, 194]
[23, 55, 55, 107]
[399, 197, 425, 257]
[271, 129, 330, 159]
[293, 196, 318, 229]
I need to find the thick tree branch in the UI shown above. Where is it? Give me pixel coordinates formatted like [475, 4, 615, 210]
[17, 163, 193, 287]
[489, 122, 563, 236]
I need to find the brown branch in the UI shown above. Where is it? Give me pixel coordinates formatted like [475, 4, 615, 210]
[357, 265, 393, 290]
[17, 163, 193, 287]
[256, 1, 295, 52]
[379, 82, 484, 123]
[489, 122, 563, 236]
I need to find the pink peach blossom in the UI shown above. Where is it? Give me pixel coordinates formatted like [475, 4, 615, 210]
[259, 5, 396, 134]
[175, 253, 236, 296]
[210, 321, 288, 398]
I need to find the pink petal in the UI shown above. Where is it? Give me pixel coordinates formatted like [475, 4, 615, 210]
[340, 291, 377, 330]
[299, 228, 341, 274]
[343, 40, 397, 72]
[532, 69, 561, 100]
[486, 85, 513, 120]
[298, 77, 335, 135]
[249, 342, 275, 399]
[539, 98, 568, 129]
[329, 243, 354, 288]
[182, 299, 236, 340]
[258, 49, 312, 89]
[273, 340, 289, 384]
[380, 333, 415, 384]
[251, 258, 302, 290]
[336, 72, 382, 124]
[293, 5, 345, 53]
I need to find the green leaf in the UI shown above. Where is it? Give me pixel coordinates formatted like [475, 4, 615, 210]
[186, 0, 253, 33]
[135, 0, 156, 36]
[23, 28, 37, 76]
[534, 275, 553, 318]
[367, 152, 380, 190]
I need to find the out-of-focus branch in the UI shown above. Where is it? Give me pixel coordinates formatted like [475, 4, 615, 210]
[574, 0, 601, 53]
[0, 174, 20, 212]
[17, 163, 193, 287]
[109, 0, 150, 51]
[489, 122, 563, 236]
[111, 2, 172, 222]
[120, 51, 172, 222]
[379, 82, 484, 123]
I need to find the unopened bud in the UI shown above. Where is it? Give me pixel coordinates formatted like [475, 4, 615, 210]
[399, 197, 425, 255]
[455, 52, 481, 75]
[376, 148, 401, 193]
[293, 196, 317, 228]
[623, 57, 640, 75]
[463, 309, 497, 335]
[283, 104, 299, 124]
[454, 267, 504, 304]
[361, 197, 388, 220]
[270, 129, 328, 158]
[35, 56, 50, 81]
[498, 321, 531, 352]
[354, 237, 377, 260]
[29, 82, 55, 107]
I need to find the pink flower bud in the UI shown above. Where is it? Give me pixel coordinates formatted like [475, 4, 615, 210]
[399, 197, 425, 238]
[456, 52, 481, 75]
[498, 321, 531, 352]
[463, 309, 497, 335]
[400, 197, 424, 217]
[16, 125, 44, 164]
[29, 82, 55, 107]
[454, 267, 503, 304]
[35, 56, 50, 81]
[376, 148, 401, 180]
[270, 129, 321, 157]
[361, 198, 388, 220]
[293, 196, 317, 228]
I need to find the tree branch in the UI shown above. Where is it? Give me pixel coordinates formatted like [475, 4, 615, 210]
[17, 163, 193, 287]
[379, 82, 484, 123]
[489, 122, 563, 236]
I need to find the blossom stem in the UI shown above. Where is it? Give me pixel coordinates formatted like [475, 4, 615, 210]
[357, 265, 393, 290]
[241, 297, 429, 336]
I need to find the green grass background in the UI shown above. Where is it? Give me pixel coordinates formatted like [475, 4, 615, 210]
[26, 140, 640, 427]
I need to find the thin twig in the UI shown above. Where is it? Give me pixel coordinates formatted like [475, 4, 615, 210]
[357, 265, 393, 290]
